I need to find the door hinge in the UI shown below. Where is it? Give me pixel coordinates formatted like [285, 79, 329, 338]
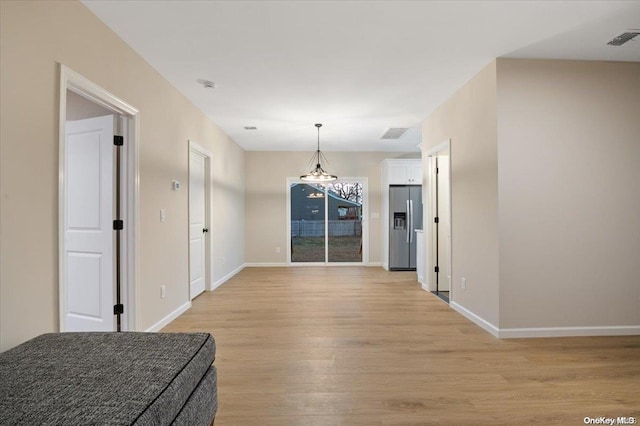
[114, 135, 124, 146]
[436, 167, 439, 174]
[434, 217, 439, 223]
[435, 266, 440, 273]
[113, 304, 124, 315]
[113, 219, 124, 230]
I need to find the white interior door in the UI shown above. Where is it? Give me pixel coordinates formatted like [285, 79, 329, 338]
[189, 150, 207, 299]
[436, 154, 451, 291]
[64, 115, 115, 331]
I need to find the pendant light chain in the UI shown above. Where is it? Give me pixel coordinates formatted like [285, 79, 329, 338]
[300, 123, 337, 182]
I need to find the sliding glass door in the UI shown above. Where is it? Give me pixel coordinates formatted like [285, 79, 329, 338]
[327, 182, 362, 263]
[289, 180, 365, 264]
[290, 183, 326, 262]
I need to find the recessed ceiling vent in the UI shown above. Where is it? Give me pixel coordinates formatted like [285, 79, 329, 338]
[381, 128, 409, 140]
[196, 78, 216, 89]
[607, 31, 639, 46]
[244, 126, 257, 130]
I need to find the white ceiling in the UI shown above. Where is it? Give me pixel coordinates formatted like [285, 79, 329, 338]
[83, 0, 640, 152]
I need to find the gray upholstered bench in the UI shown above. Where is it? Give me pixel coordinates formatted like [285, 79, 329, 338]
[0, 332, 217, 425]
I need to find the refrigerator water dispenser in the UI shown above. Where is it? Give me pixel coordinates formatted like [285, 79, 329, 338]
[393, 212, 406, 230]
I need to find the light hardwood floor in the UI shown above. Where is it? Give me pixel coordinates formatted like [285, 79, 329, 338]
[162, 267, 640, 425]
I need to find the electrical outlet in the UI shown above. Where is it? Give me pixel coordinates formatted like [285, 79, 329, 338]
[160, 209, 166, 222]
[222, 256, 226, 265]
[161, 285, 166, 299]
[461, 277, 467, 290]
[276, 246, 281, 254]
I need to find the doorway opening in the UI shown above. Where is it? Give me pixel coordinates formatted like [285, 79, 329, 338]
[287, 178, 368, 265]
[426, 140, 452, 303]
[58, 65, 139, 332]
[189, 141, 212, 300]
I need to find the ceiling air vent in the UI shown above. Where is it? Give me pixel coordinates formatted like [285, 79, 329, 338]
[196, 78, 216, 89]
[381, 128, 409, 140]
[243, 126, 257, 130]
[607, 31, 639, 46]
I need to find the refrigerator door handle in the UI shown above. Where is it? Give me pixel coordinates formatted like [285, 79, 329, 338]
[406, 200, 410, 243]
[409, 199, 414, 243]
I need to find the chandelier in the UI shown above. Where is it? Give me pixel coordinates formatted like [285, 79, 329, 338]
[300, 123, 337, 182]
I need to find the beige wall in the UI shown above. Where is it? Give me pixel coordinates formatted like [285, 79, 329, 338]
[496, 59, 640, 329]
[66, 90, 113, 120]
[0, 1, 245, 350]
[421, 61, 500, 326]
[245, 151, 419, 264]
[422, 58, 640, 333]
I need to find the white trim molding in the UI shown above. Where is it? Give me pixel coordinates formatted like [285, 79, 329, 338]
[423, 139, 452, 295]
[144, 301, 192, 332]
[449, 301, 640, 338]
[188, 140, 214, 298]
[450, 302, 500, 338]
[244, 262, 381, 268]
[211, 264, 245, 290]
[423, 139, 451, 157]
[244, 262, 382, 268]
[498, 325, 640, 338]
[244, 263, 289, 267]
[58, 64, 140, 332]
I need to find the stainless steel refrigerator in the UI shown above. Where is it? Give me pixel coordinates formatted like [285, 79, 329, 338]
[389, 185, 423, 270]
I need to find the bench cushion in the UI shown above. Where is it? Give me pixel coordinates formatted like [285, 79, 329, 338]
[172, 366, 217, 426]
[0, 332, 216, 425]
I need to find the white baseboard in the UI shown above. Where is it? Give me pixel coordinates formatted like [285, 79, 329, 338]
[244, 262, 288, 267]
[450, 301, 500, 338]
[421, 283, 430, 292]
[498, 325, 640, 338]
[449, 301, 640, 338]
[245, 262, 381, 267]
[145, 301, 191, 332]
[210, 264, 245, 290]
[145, 264, 245, 332]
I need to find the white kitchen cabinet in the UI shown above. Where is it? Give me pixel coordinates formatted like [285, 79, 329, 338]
[385, 159, 422, 185]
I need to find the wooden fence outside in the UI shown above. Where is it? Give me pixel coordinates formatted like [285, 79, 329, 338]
[291, 220, 362, 237]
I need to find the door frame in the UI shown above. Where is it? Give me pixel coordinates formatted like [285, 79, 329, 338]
[286, 177, 369, 266]
[424, 139, 452, 298]
[58, 64, 140, 331]
[188, 140, 213, 294]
